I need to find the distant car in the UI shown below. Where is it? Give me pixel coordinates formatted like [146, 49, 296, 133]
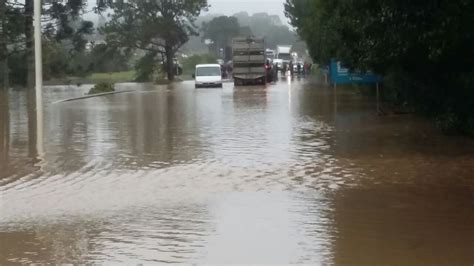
[293, 61, 304, 74]
[193, 64, 223, 88]
[273, 59, 283, 71]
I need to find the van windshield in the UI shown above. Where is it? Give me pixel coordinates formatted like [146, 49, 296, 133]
[196, 67, 221, 77]
[278, 54, 292, 61]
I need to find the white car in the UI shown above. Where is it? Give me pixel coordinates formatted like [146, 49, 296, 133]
[193, 64, 223, 88]
[273, 59, 283, 71]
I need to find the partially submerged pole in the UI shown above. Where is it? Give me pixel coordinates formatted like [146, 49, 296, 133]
[33, 0, 44, 158]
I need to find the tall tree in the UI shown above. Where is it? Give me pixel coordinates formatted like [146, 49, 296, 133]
[103, 0, 208, 81]
[285, 0, 474, 134]
[231, 12, 297, 49]
[233, 11, 250, 26]
[202, 16, 240, 56]
[0, 0, 7, 90]
[18, 0, 90, 88]
[24, 0, 34, 89]
[0, 0, 9, 169]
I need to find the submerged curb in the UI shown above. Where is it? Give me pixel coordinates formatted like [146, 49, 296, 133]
[53, 90, 136, 104]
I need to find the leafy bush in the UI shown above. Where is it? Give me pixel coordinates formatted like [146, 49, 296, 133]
[467, 117, 474, 137]
[134, 51, 159, 82]
[435, 112, 462, 135]
[88, 82, 115, 95]
[89, 44, 131, 74]
[286, 0, 474, 136]
[182, 54, 218, 76]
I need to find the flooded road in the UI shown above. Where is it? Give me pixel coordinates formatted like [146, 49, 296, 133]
[1, 79, 473, 264]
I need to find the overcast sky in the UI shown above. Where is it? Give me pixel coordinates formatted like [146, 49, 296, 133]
[86, 0, 289, 24]
[206, 0, 287, 20]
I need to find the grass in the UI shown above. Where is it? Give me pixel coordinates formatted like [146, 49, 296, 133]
[44, 71, 136, 86]
[88, 82, 115, 95]
[87, 71, 136, 82]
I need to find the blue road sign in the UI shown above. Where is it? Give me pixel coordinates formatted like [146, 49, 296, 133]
[329, 59, 380, 84]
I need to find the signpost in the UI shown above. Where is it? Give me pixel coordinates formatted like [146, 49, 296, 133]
[329, 59, 380, 85]
[329, 58, 382, 113]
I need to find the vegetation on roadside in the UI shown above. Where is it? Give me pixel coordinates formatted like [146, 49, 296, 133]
[44, 71, 135, 86]
[101, 0, 208, 82]
[88, 82, 115, 95]
[0, 0, 209, 89]
[1, 0, 95, 89]
[182, 54, 218, 78]
[88, 71, 135, 82]
[196, 12, 301, 61]
[285, 0, 474, 135]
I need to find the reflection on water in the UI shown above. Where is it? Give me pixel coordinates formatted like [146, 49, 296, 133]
[0, 80, 473, 264]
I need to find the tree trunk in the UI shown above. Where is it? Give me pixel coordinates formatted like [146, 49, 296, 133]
[165, 45, 175, 81]
[0, 0, 8, 90]
[0, 90, 9, 176]
[0, 0, 9, 176]
[27, 88, 37, 159]
[24, 0, 37, 158]
[24, 0, 35, 90]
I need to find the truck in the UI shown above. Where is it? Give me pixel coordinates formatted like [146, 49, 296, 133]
[265, 49, 275, 60]
[276, 45, 292, 70]
[232, 37, 266, 86]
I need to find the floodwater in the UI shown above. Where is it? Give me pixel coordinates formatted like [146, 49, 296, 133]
[0, 78, 473, 264]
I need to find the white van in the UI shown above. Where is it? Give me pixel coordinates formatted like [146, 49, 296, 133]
[193, 64, 223, 88]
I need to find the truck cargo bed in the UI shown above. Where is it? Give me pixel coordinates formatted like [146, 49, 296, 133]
[232, 37, 266, 86]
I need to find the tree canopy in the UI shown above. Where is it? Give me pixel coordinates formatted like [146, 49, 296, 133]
[234, 12, 297, 48]
[0, 0, 94, 88]
[102, 0, 208, 81]
[285, 0, 474, 135]
[184, 11, 299, 56]
[202, 16, 240, 55]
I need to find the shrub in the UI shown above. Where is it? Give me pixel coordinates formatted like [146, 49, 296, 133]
[88, 82, 115, 95]
[182, 54, 218, 76]
[435, 112, 462, 135]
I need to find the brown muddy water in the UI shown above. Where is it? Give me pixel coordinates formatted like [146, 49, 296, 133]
[0, 79, 473, 264]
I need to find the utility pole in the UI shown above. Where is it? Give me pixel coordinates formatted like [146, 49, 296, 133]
[33, 0, 44, 158]
[34, 0, 42, 99]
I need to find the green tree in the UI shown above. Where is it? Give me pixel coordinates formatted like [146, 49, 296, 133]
[0, 0, 7, 90]
[233, 11, 250, 26]
[102, 0, 208, 81]
[285, 0, 474, 135]
[181, 53, 217, 76]
[24, 0, 91, 88]
[2, 0, 93, 88]
[88, 43, 130, 74]
[1, 2, 27, 88]
[284, 0, 341, 64]
[202, 16, 240, 57]
[232, 12, 297, 49]
[264, 24, 297, 49]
